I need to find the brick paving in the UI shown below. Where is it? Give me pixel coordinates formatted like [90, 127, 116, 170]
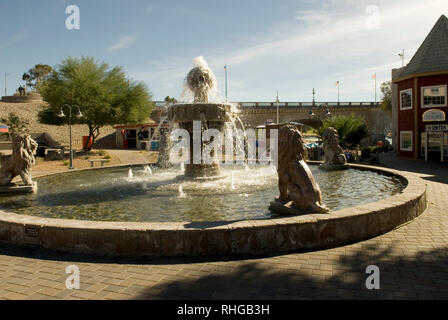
[0, 153, 448, 300]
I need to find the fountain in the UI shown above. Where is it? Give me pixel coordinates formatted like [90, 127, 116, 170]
[167, 57, 234, 179]
[0, 57, 425, 257]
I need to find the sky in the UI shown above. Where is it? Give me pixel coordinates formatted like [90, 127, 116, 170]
[0, 0, 447, 102]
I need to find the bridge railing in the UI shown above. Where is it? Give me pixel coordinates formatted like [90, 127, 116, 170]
[153, 101, 380, 108]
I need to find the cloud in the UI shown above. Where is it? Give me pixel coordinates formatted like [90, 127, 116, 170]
[107, 35, 136, 51]
[0, 31, 27, 49]
[139, 0, 448, 101]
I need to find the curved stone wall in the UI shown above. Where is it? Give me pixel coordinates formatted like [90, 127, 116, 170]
[0, 164, 426, 256]
[1, 94, 43, 103]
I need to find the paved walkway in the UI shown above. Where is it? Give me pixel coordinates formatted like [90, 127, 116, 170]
[0, 153, 447, 300]
[105, 149, 151, 165]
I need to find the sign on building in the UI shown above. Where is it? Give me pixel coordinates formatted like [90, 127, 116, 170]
[425, 124, 448, 131]
[422, 109, 446, 122]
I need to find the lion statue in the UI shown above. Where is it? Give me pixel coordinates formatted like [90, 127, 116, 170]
[321, 127, 346, 166]
[0, 134, 38, 186]
[270, 124, 329, 214]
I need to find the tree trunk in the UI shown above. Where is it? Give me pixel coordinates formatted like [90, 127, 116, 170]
[83, 124, 101, 151]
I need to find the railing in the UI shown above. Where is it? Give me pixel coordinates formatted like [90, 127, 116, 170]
[153, 101, 380, 108]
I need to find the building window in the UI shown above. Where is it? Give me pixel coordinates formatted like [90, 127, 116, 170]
[400, 89, 412, 110]
[400, 131, 413, 151]
[421, 85, 447, 108]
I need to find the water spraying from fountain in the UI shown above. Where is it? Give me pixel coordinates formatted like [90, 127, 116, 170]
[178, 184, 186, 198]
[230, 171, 235, 190]
[128, 168, 133, 178]
[144, 165, 152, 174]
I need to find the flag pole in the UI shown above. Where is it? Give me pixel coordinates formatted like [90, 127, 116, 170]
[337, 82, 340, 104]
[224, 65, 228, 102]
[374, 73, 377, 103]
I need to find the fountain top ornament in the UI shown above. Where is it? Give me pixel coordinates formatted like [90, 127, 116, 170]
[168, 56, 234, 123]
[186, 56, 216, 103]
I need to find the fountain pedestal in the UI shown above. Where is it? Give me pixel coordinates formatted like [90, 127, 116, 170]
[168, 103, 233, 179]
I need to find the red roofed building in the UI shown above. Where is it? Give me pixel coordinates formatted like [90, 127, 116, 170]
[392, 15, 448, 161]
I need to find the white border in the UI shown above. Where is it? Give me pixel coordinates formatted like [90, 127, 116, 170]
[421, 85, 448, 108]
[400, 88, 413, 110]
[400, 131, 413, 151]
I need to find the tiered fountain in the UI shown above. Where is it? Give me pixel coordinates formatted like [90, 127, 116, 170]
[0, 57, 423, 257]
[167, 58, 234, 179]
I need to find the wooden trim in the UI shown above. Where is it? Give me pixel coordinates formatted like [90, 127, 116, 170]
[393, 70, 448, 83]
[414, 78, 419, 160]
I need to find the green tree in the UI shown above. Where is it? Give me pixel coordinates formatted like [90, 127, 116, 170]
[28, 64, 53, 91]
[380, 81, 392, 112]
[164, 96, 177, 104]
[22, 73, 31, 93]
[39, 56, 153, 150]
[319, 113, 368, 147]
[0, 113, 30, 139]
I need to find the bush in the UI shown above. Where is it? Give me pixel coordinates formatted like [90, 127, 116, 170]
[320, 113, 368, 147]
[361, 147, 371, 160]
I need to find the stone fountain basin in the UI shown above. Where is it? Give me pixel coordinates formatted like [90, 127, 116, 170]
[0, 163, 426, 256]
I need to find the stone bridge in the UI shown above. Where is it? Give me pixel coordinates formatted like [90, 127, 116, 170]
[152, 101, 390, 145]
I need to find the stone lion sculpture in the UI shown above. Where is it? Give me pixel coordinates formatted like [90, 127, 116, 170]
[0, 134, 38, 186]
[270, 124, 329, 214]
[321, 127, 347, 168]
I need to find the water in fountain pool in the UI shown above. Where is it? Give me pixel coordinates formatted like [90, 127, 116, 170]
[0, 164, 405, 222]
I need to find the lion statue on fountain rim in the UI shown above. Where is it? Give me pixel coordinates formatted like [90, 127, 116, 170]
[274, 124, 329, 213]
[0, 134, 38, 186]
[322, 127, 347, 166]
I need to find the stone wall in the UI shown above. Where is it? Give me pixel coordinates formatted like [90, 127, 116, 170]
[151, 104, 391, 146]
[0, 102, 114, 148]
[1, 94, 43, 103]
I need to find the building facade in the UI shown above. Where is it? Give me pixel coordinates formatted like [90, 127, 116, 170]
[392, 15, 448, 161]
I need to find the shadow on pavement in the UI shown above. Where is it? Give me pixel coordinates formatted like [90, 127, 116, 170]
[133, 244, 448, 300]
[377, 152, 448, 185]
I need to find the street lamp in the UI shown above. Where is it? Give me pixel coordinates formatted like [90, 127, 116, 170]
[309, 103, 331, 161]
[275, 90, 279, 124]
[58, 104, 83, 169]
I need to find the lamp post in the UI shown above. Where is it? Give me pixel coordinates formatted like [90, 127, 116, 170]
[275, 90, 279, 124]
[398, 49, 404, 67]
[58, 104, 83, 169]
[312, 88, 315, 107]
[309, 103, 331, 161]
[309, 102, 331, 129]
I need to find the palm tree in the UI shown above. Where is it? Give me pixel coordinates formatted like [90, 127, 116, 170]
[22, 73, 30, 94]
